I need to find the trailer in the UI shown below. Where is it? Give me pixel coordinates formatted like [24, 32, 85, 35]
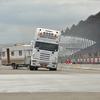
[1, 44, 32, 69]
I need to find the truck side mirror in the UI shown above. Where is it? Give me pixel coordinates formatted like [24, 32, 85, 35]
[59, 46, 62, 52]
[30, 40, 34, 47]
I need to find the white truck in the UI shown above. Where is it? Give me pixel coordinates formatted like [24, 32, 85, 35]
[1, 44, 32, 69]
[30, 28, 62, 71]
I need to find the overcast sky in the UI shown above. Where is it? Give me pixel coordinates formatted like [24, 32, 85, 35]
[0, 0, 100, 44]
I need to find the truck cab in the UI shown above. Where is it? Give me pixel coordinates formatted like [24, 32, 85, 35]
[30, 28, 62, 71]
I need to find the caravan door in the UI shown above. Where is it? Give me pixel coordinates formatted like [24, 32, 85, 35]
[7, 49, 10, 64]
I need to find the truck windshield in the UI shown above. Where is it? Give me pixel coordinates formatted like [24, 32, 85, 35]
[35, 41, 58, 52]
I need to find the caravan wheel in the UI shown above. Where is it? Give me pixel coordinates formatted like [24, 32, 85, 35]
[12, 63, 15, 69]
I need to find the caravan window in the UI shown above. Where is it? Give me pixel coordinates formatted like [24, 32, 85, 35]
[2, 52, 5, 57]
[19, 50, 22, 56]
[11, 51, 14, 56]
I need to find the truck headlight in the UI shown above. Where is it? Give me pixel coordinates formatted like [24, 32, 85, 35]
[31, 60, 36, 62]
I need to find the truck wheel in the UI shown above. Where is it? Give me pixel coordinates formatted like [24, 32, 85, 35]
[49, 68, 52, 71]
[15, 65, 18, 69]
[30, 61, 33, 70]
[49, 68, 57, 71]
[54, 68, 57, 71]
[34, 67, 38, 70]
[30, 66, 34, 70]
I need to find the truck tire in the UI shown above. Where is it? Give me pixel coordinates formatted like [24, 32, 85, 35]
[30, 66, 34, 70]
[54, 68, 57, 71]
[34, 67, 38, 70]
[49, 68, 57, 71]
[15, 65, 18, 69]
[29, 61, 33, 70]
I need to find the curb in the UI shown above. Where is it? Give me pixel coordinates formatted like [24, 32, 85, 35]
[68, 66, 82, 69]
[68, 66, 100, 71]
[58, 64, 100, 71]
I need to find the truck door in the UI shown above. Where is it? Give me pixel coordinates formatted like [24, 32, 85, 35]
[7, 49, 10, 64]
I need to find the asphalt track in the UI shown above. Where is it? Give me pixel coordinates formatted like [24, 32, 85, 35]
[0, 64, 100, 100]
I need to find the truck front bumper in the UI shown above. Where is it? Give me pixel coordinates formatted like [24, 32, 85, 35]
[31, 61, 57, 68]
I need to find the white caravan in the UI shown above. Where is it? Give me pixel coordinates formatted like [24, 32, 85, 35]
[2, 44, 32, 69]
[30, 28, 62, 71]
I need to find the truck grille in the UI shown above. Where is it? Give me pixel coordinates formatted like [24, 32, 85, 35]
[40, 53, 50, 61]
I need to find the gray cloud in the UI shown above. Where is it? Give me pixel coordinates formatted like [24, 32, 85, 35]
[0, 0, 100, 43]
